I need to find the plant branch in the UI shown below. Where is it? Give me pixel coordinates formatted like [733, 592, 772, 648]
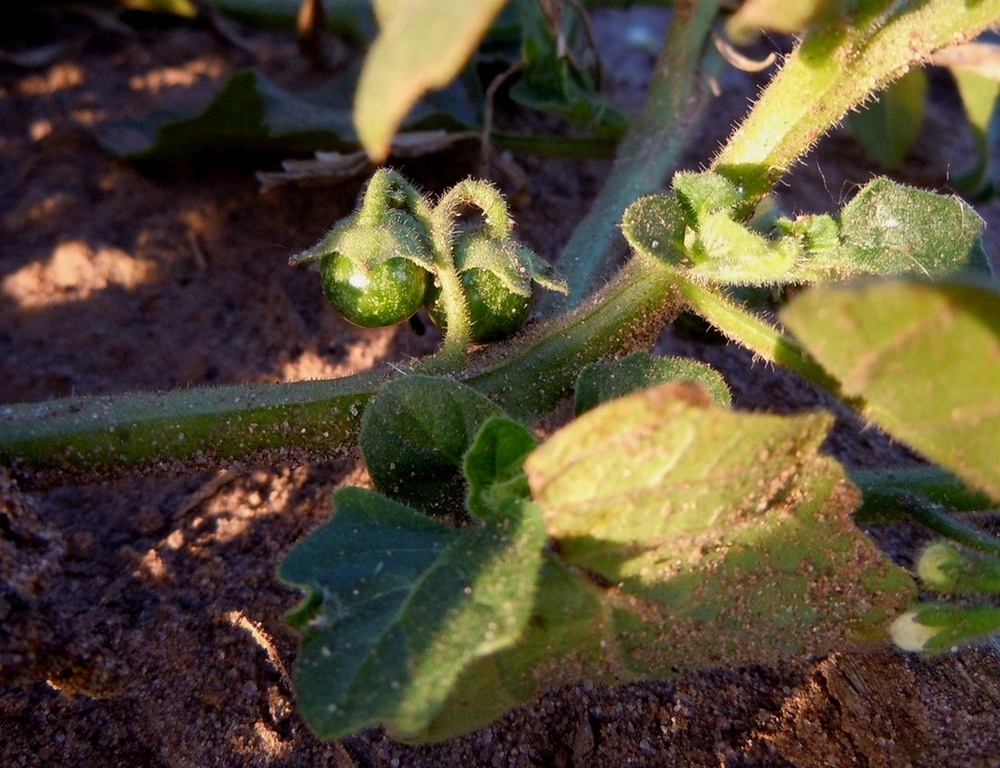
[675, 278, 845, 397]
[712, 0, 1000, 205]
[0, 258, 682, 488]
[549, 0, 725, 310]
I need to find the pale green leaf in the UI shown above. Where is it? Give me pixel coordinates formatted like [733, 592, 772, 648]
[355, 0, 508, 161]
[526, 383, 914, 655]
[725, 0, 849, 44]
[837, 178, 990, 277]
[783, 279, 1000, 500]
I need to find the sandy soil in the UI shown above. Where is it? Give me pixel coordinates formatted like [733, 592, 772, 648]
[3, 6, 1000, 767]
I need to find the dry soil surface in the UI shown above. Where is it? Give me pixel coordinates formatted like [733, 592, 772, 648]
[3, 7, 1000, 768]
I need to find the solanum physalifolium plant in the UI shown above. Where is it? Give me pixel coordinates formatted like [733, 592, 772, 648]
[3, 0, 1000, 748]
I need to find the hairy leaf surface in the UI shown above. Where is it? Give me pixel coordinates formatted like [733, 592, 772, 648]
[784, 280, 1000, 500]
[279, 486, 546, 741]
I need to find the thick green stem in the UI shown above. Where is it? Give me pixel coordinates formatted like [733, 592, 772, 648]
[0, 258, 682, 488]
[0, 369, 389, 489]
[712, 0, 1000, 205]
[550, 0, 724, 309]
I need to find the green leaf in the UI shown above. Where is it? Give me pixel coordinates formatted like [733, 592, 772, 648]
[508, 0, 628, 136]
[526, 383, 914, 653]
[278, 486, 546, 741]
[97, 69, 356, 159]
[355, 0, 508, 161]
[837, 178, 991, 277]
[620, 193, 688, 265]
[892, 602, 1000, 653]
[950, 63, 1000, 198]
[208, 0, 376, 40]
[574, 352, 731, 415]
[846, 68, 927, 169]
[463, 416, 537, 521]
[725, 0, 848, 44]
[98, 64, 476, 160]
[359, 375, 503, 515]
[850, 466, 994, 522]
[783, 279, 1000, 501]
[672, 170, 743, 220]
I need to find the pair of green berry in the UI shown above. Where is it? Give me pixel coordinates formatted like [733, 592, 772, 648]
[291, 171, 565, 344]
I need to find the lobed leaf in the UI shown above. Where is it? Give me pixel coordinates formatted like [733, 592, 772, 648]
[783, 279, 1000, 500]
[278, 486, 546, 741]
[526, 384, 914, 668]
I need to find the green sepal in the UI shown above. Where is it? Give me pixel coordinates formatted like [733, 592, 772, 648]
[574, 352, 731, 415]
[289, 208, 434, 273]
[453, 232, 567, 297]
[359, 375, 503, 516]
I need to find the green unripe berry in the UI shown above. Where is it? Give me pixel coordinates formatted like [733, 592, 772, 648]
[321, 255, 428, 328]
[427, 267, 532, 343]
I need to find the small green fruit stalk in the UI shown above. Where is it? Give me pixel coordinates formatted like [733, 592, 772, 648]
[425, 179, 567, 343]
[289, 170, 435, 328]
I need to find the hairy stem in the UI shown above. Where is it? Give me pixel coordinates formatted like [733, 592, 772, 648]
[712, 0, 1000, 205]
[549, 0, 724, 309]
[0, 258, 681, 488]
[675, 279, 844, 396]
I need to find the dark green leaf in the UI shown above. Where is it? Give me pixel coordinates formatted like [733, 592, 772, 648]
[278, 486, 546, 741]
[509, 0, 628, 136]
[360, 375, 503, 515]
[97, 69, 355, 159]
[850, 466, 994, 522]
[574, 352, 731, 415]
[846, 68, 927, 169]
[463, 416, 537, 521]
[783, 279, 1000, 501]
[98, 66, 476, 160]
